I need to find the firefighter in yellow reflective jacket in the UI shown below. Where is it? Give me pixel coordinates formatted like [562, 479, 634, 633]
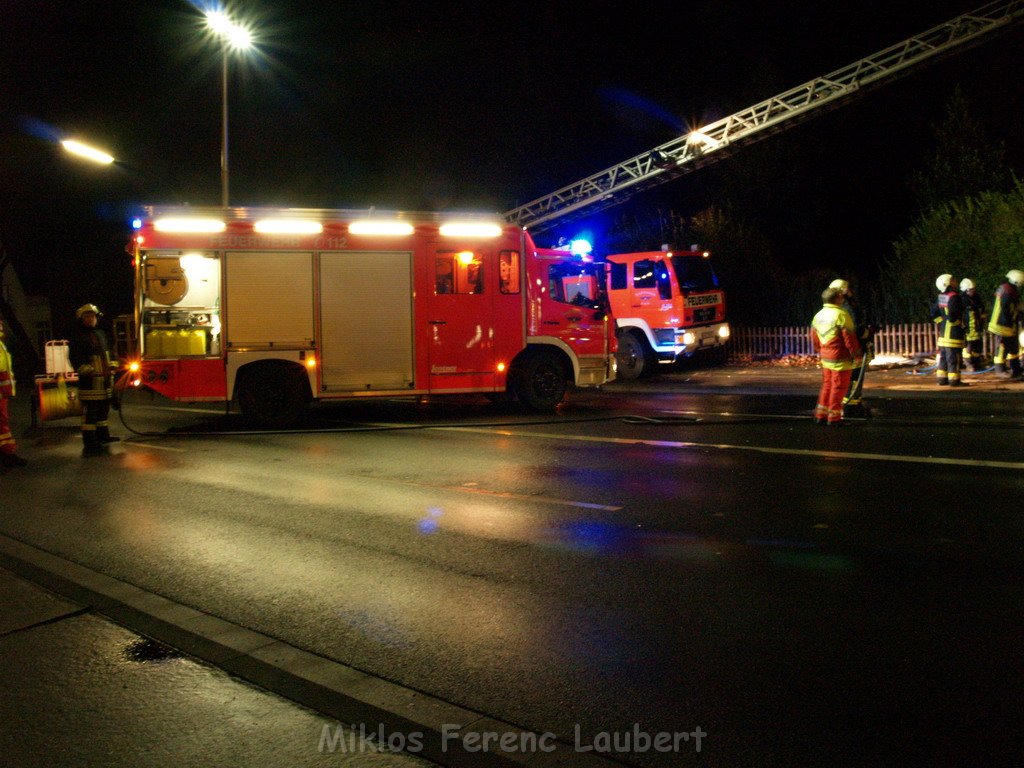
[829, 278, 876, 415]
[931, 274, 966, 386]
[809, 287, 863, 426]
[988, 269, 1023, 379]
[0, 317, 28, 467]
[959, 278, 986, 372]
[68, 304, 120, 456]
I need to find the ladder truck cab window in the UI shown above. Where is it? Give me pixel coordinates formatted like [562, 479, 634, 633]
[671, 252, 720, 292]
[141, 251, 222, 358]
[435, 251, 484, 295]
[548, 261, 606, 309]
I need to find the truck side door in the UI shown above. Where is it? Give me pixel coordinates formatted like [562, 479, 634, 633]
[423, 248, 495, 389]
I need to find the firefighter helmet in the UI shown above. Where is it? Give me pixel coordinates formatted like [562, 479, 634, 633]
[935, 274, 953, 292]
[828, 279, 849, 294]
[959, 278, 975, 291]
[1007, 270, 1024, 287]
[76, 303, 102, 319]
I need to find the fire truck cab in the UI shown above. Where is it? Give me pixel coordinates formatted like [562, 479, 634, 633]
[606, 247, 729, 379]
[129, 207, 615, 426]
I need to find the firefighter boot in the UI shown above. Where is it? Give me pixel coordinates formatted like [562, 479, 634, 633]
[1010, 359, 1023, 380]
[843, 402, 870, 418]
[97, 425, 120, 444]
[1, 452, 28, 467]
[82, 429, 104, 457]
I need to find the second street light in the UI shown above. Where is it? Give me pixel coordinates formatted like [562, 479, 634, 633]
[204, 10, 254, 209]
[60, 139, 115, 166]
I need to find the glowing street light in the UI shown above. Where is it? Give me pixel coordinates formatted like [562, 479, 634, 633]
[61, 139, 115, 165]
[203, 9, 255, 208]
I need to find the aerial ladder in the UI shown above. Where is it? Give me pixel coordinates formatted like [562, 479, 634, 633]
[503, 0, 1023, 232]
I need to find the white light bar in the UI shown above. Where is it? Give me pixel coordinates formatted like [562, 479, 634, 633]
[61, 140, 114, 165]
[439, 222, 503, 238]
[348, 221, 415, 236]
[152, 217, 226, 233]
[253, 219, 323, 234]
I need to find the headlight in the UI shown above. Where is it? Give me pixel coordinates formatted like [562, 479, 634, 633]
[682, 332, 696, 346]
[719, 325, 731, 339]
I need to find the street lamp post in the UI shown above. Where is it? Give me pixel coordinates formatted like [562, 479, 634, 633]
[219, 43, 229, 208]
[204, 10, 253, 209]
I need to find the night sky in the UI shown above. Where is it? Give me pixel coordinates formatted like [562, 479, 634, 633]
[2, 0, 1022, 312]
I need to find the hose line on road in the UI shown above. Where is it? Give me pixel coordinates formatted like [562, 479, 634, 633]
[116, 396, 1024, 440]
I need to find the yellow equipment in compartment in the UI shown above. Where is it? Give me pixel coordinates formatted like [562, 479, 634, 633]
[144, 327, 206, 357]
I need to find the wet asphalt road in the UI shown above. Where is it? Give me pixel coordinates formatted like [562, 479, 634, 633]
[2, 369, 1022, 767]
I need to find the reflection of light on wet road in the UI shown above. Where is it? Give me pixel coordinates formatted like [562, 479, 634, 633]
[417, 507, 442, 534]
[544, 519, 858, 572]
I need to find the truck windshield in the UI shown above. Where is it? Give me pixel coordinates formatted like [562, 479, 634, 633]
[670, 255, 720, 292]
[548, 261, 609, 310]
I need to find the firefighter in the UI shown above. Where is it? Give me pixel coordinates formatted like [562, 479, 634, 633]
[931, 274, 966, 386]
[810, 286, 862, 426]
[959, 278, 986, 372]
[68, 304, 120, 456]
[0, 317, 28, 467]
[988, 269, 1024, 379]
[829, 278, 876, 416]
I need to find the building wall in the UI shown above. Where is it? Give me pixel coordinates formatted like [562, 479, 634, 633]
[1, 261, 52, 359]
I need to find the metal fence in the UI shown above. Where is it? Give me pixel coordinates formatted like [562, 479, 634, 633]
[727, 323, 995, 360]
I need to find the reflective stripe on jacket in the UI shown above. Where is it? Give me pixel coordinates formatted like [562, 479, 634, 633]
[931, 289, 965, 349]
[69, 326, 115, 402]
[810, 303, 862, 371]
[963, 292, 985, 341]
[988, 282, 1021, 337]
[0, 339, 14, 398]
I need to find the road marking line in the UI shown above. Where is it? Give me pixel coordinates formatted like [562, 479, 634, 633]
[440, 427, 1024, 470]
[395, 479, 621, 511]
[660, 409, 807, 420]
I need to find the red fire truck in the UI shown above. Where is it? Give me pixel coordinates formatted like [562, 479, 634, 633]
[126, 206, 615, 426]
[604, 246, 729, 380]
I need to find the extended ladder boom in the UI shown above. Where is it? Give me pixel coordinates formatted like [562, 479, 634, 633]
[504, 0, 1023, 232]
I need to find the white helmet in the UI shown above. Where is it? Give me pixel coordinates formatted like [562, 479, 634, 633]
[959, 278, 974, 291]
[76, 303, 102, 319]
[828, 279, 849, 294]
[935, 274, 953, 292]
[1007, 270, 1024, 287]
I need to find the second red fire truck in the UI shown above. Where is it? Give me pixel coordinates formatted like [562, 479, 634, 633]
[604, 246, 729, 379]
[126, 206, 615, 426]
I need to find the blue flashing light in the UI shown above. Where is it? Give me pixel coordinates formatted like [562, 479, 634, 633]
[132, 218, 143, 230]
[569, 238, 593, 257]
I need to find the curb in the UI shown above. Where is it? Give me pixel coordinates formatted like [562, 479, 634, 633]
[0, 534, 624, 768]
